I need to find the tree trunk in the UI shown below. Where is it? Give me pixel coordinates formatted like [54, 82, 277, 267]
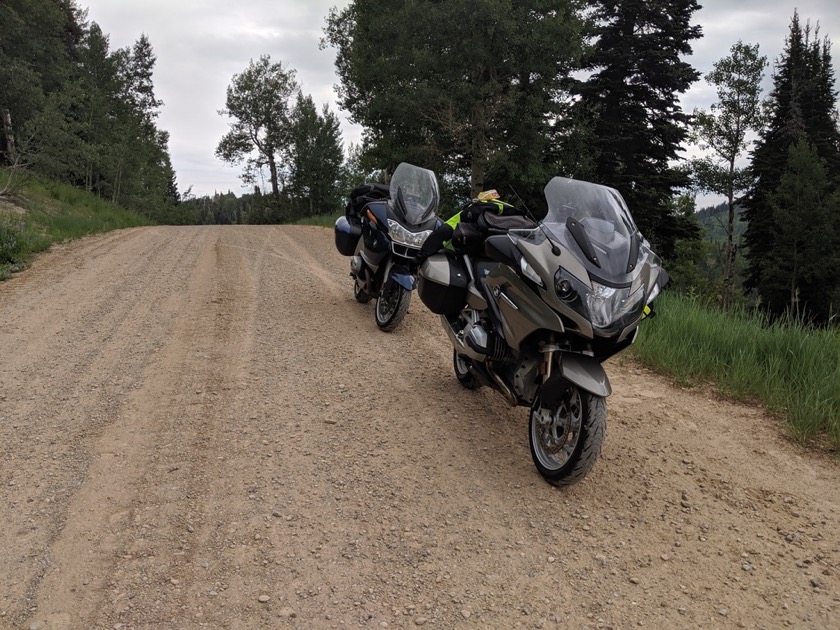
[2, 109, 16, 164]
[470, 104, 487, 198]
[268, 154, 281, 199]
[722, 199, 736, 308]
[790, 246, 798, 319]
[112, 157, 123, 205]
[722, 161, 737, 309]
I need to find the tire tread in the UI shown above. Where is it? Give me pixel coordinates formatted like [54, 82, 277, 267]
[531, 392, 607, 487]
[375, 288, 411, 332]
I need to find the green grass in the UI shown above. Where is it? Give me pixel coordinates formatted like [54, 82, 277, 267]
[295, 212, 342, 227]
[1, 175, 153, 279]
[634, 291, 840, 450]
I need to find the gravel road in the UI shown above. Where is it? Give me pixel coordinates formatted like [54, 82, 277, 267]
[0, 225, 838, 630]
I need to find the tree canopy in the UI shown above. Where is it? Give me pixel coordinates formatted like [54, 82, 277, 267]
[215, 56, 345, 223]
[5, 1, 840, 323]
[323, 0, 584, 201]
[743, 11, 840, 322]
[216, 55, 299, 200]
[1, 0, 179, 217]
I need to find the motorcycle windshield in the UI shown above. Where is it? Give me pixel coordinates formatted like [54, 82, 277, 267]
[542, 177, 639, 281]
[389, 163, 440, 226]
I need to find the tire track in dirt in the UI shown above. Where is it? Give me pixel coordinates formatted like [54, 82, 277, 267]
[32, 228, 262, 627]
[0, 228, 250, 628]
[70, 229, 267, 629]
[1, 228, 205, 625]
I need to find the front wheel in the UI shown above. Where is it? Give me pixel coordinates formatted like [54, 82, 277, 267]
[374, 282, 411, 332]
[529, 385, 606, 487]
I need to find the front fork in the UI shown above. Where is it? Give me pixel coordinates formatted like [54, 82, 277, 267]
[540, 334, 561, 383]
[537, 335, 572, 411]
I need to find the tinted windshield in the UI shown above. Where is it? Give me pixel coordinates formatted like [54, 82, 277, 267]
[389, 163, 440, 225]
[541, 177, 638, 279]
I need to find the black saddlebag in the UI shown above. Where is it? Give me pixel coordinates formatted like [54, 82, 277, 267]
[334, 216, 362, 256]
[417, 252, 469, 315]
[451, 211, 537, 256]
[477, 212, 538, 234]
[346, 183, 390, 221]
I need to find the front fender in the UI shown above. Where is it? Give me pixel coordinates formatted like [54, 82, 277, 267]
[389, 269, 416, 291]
[381, 259, 416, 291]
[561, 353, 612, 397]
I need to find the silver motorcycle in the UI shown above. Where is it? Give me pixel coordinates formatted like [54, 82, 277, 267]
[417, 177, 668, 486]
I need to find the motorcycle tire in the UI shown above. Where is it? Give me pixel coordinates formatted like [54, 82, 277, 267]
[354, 281, 372, 304]
[374, 283, 411, 332]
[528, 385, 606, 487]
[453, 350, 479, 389]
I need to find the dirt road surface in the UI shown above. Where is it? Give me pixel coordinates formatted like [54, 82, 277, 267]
[1, 226, 838, 630]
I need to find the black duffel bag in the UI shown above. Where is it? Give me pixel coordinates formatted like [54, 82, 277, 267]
[346, 183, 390, 223]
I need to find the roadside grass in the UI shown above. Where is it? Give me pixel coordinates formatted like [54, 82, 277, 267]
[295, 212, 342, 227]
[634, 291, 840, 450]
[1, 175, 152, 279]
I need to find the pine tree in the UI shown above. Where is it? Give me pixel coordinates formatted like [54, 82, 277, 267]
[284, 96, 344, 219]
[77, 22, 122, 194]
[743, 11, 840, 320]
[309, 104, 344, 216]
[763, 139, 840, 321]
[109, 35, 169, 208]
[572, 0, 703, 258]
[0, 5, 178, 216]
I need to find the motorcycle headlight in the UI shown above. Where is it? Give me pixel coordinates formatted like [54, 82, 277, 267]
[388, 219, 432, 249]
[587, 282, 645, 329]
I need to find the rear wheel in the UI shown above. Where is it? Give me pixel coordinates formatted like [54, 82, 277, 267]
[374, 283, 411, 332]
[529, 385, 606, 487]
[354, 281, 372, 303]
[453, 350, 479, 389]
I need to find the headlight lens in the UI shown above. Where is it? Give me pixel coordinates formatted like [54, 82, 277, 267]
[587, 282, 645, 329]
[388, 219, 432, 248]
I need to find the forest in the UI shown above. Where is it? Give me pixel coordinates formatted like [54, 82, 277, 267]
[1, 0, 839, 325]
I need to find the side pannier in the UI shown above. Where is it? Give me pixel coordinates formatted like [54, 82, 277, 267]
[334, 216, 362, 256]
[417, 252, 469, 315]
[335, 182, 391, 256]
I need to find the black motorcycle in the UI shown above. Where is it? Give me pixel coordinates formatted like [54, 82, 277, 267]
[335, 163, 441, 331]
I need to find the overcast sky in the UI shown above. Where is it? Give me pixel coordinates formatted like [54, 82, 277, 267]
[82, 0, 840, 202]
